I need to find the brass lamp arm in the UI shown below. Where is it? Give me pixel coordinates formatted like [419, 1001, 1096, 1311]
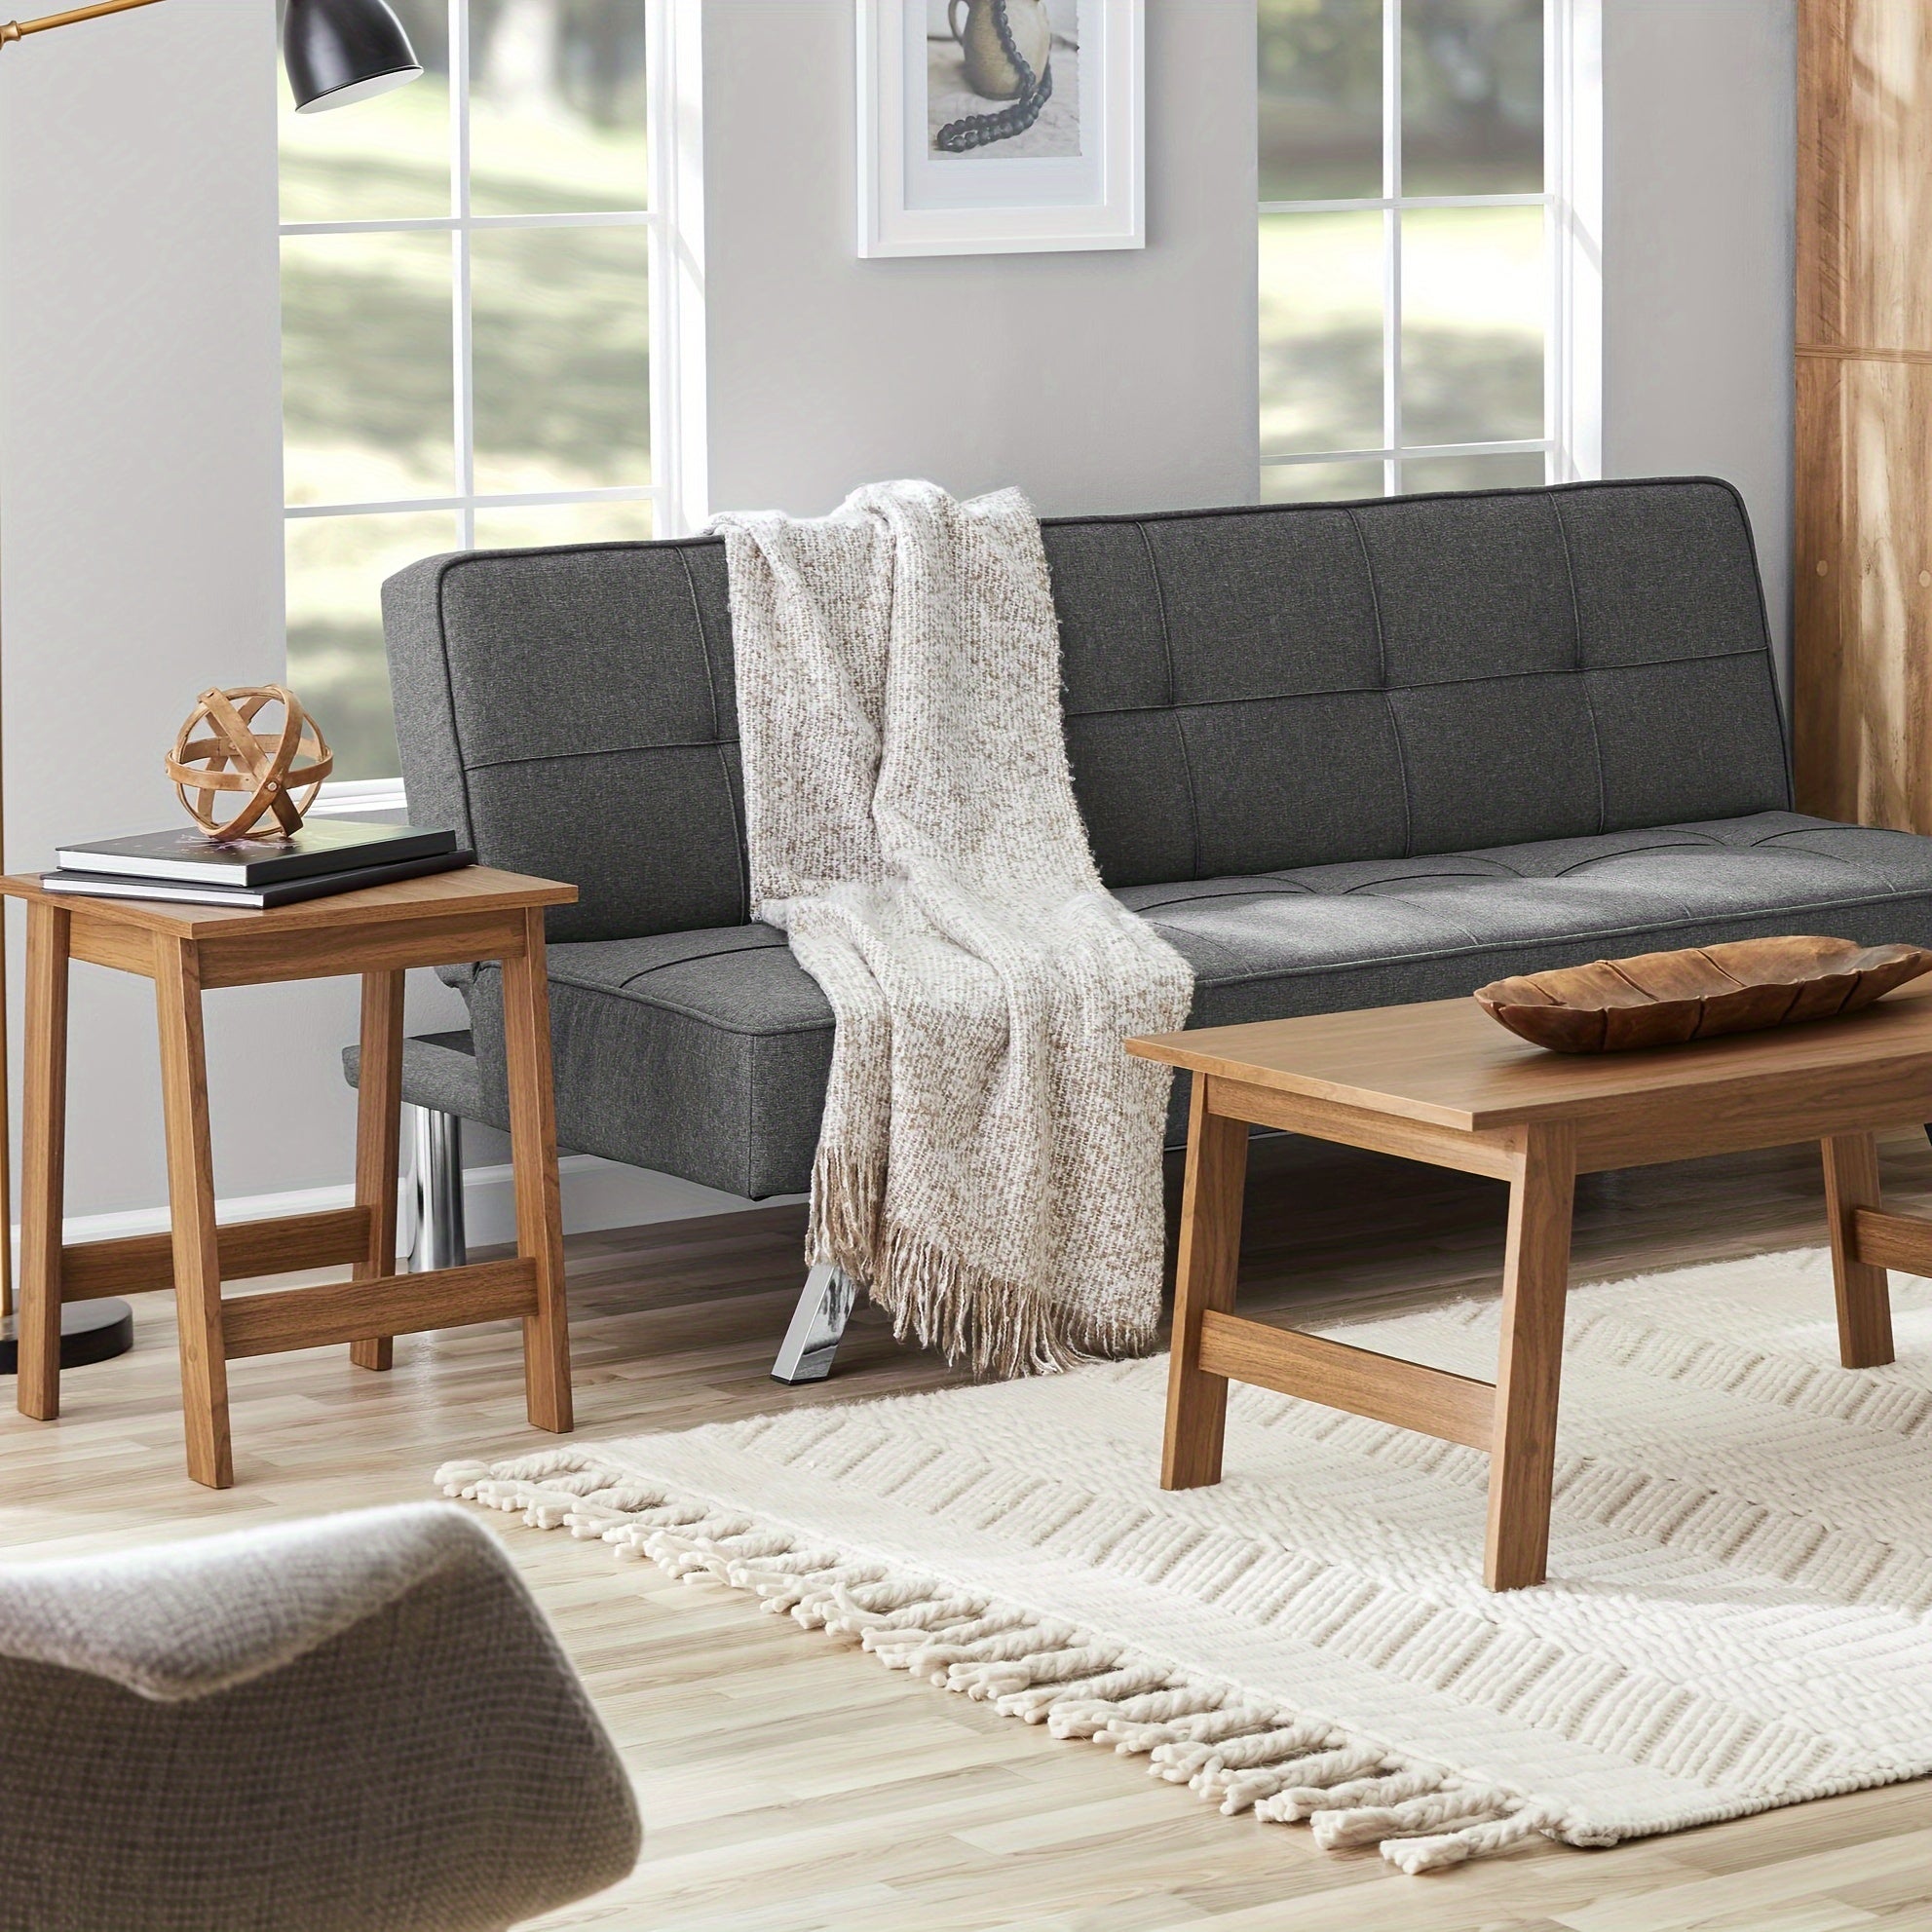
[1, 0, 166, 49]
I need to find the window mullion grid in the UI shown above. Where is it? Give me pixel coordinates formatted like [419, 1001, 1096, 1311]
[1264, 438, 1550, 469]
[1258, 193, 1544, 215]
[1382, 0, 1402, 497]
[1258, 2, 1572, 500]
[450, 0, 476, 550]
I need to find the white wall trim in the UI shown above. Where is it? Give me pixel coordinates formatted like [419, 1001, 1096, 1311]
[1549, 0, 1604, 483]
[308, 774, 409, 819]
[22, 1155, 786, 1267]
[650, 0, 708, 532]
[465, 1152, 790, 1247]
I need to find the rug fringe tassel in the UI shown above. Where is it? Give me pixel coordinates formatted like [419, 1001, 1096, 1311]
[436, 1451, 1572, 1874]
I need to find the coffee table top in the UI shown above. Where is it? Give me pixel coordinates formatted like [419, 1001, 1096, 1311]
[1127, 976, 1932, 1135]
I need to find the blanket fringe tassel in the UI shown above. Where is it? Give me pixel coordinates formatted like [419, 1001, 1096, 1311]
[436, 1450, 1571, 1874]
[808, 1144, 1157, 1379]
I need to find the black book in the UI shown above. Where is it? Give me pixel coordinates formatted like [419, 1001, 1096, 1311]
[55, 820, 458, 888]
[39, 850, 474, 909]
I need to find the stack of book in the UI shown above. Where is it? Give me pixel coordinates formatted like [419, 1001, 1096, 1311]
[41, 821, 474, 909]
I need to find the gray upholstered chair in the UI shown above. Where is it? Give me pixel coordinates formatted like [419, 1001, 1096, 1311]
[0, 1503, 640, 1932]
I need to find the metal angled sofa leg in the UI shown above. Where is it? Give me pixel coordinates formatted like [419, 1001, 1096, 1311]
[408, 1104, 468, 1272]
[771, 1263, 854, 1383]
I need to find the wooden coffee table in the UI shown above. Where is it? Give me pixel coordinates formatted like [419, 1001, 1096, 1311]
[1127, 980, 1932, 1590]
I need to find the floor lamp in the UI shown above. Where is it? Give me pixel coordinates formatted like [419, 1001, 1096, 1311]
[0, 0, 423, 1372]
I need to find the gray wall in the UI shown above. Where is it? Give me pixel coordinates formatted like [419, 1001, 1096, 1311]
[0, 3, 370, 1224]
[1602, 0, 1798, 684]
[0, 0, 1799, 1224]
[701, 0, 1261, 516]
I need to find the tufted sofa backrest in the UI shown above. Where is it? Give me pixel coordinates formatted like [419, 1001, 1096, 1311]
[382, 477, 1790, 944]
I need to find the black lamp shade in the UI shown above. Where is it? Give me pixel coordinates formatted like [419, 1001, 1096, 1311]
[283, 0, 424, 114]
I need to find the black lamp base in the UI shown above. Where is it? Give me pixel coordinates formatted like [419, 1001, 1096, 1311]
[0, 1301, 135, 1374]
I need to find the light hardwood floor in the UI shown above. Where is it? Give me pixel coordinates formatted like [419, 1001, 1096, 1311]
[6, 1129, 1932, 1930]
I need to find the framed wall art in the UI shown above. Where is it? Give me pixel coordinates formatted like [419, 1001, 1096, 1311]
[856, 0, 1146, 257]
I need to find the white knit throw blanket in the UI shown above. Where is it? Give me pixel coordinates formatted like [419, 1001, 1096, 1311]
[714, 481, 1193, 1376]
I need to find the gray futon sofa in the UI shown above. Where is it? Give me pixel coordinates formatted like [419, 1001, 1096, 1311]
[353, 477, 1932, 1380]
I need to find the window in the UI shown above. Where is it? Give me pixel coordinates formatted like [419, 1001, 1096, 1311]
[280, 0, 663, 783]
[1258, 0, 1597, 503]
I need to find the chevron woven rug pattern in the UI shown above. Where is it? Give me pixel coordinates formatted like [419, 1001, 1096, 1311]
[440, 1248, 1932, 1873]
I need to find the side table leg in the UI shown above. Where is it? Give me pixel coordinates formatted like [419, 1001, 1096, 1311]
[1821, 1131, 1894, 1368]
[155, 938, 231, 1489]
[1161, 1076, 1248, 1490]
[17, 902, 70, 1421]
[350, 970, 405, 1372]
[1485, 1121, 1576, 1591]
[502, 909, 571, 1433]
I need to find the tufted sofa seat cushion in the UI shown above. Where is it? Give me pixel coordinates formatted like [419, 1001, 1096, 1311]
[1120, 812, 1932, 1025]
[450, 811, 1932, 1199]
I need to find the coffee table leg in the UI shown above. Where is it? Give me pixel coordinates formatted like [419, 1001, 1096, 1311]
[18, 902, 70, 1421]
[1485, 1120, 1575, 1591]
[349, 969, 405, 1372]
[502, 909, 572, 1434]
[1821, 1131, 1895, 1368]
[1162, 1075, 1248, 1490]
[155, 937, 232, 1490]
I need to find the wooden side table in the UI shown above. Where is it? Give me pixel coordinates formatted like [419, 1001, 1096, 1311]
[1, 866, 578, 1488]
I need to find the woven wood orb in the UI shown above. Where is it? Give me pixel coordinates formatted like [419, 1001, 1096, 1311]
[165, 684, 334, 842]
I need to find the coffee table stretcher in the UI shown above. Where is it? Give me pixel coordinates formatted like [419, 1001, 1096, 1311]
[1148, 1040, 1912, 1593]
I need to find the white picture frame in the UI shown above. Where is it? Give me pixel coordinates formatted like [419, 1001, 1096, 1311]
[856, 0, 1145, 258]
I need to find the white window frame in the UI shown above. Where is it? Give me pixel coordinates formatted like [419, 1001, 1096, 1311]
[1259, 0, 1601, 497]
[285, 0, 705, 815]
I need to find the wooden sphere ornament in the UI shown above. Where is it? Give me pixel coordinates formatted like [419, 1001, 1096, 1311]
[165, 684, 333, 842]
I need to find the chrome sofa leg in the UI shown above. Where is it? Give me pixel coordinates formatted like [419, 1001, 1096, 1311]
[408, 1104, 468, 1272]
[771, 1263, 854, 1383]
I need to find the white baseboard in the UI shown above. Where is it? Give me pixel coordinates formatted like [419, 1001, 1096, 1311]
[28, 1155, 792, 1259]
[460, 1155, 791, 1249]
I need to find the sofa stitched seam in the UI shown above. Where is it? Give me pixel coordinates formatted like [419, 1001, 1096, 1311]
[671, 549, 753, 922]
[1061, 650, 1773, 723]
[1550, 841, 1880, 880]
[1749, 826, 1901, 850]
[461, 738, 737, 772]
[434, 566, 480, 850]
[606, 941, 786, 988]
[548, 963, 830, 1038]
[1070, 819, 1851, 908]
[448, 645, 1777, 773]
[716, 742, 751, 924]
[559, 991, 831, 1038]
[744, 1030, 760, 1198]
[674, 544, 727, 742]
[1143, 888, 1926, 988]
[1136, 519, 1205, 879]
[548, 869, 1919, 1035]
[1145, 838, 1888, 907]
[1124, 885, 1324, 909]
[1345, 506, 1414, 857]
[1549, 495, 1609, 835]
[1124, 877, 1520, 911]
[562, 869, 1927, 1034]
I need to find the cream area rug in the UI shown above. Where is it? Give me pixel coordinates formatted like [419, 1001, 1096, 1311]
[438, 1249, 1932, 1875]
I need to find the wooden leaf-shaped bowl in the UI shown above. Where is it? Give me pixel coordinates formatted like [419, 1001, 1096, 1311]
[1474, 936, 1932, 1053]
